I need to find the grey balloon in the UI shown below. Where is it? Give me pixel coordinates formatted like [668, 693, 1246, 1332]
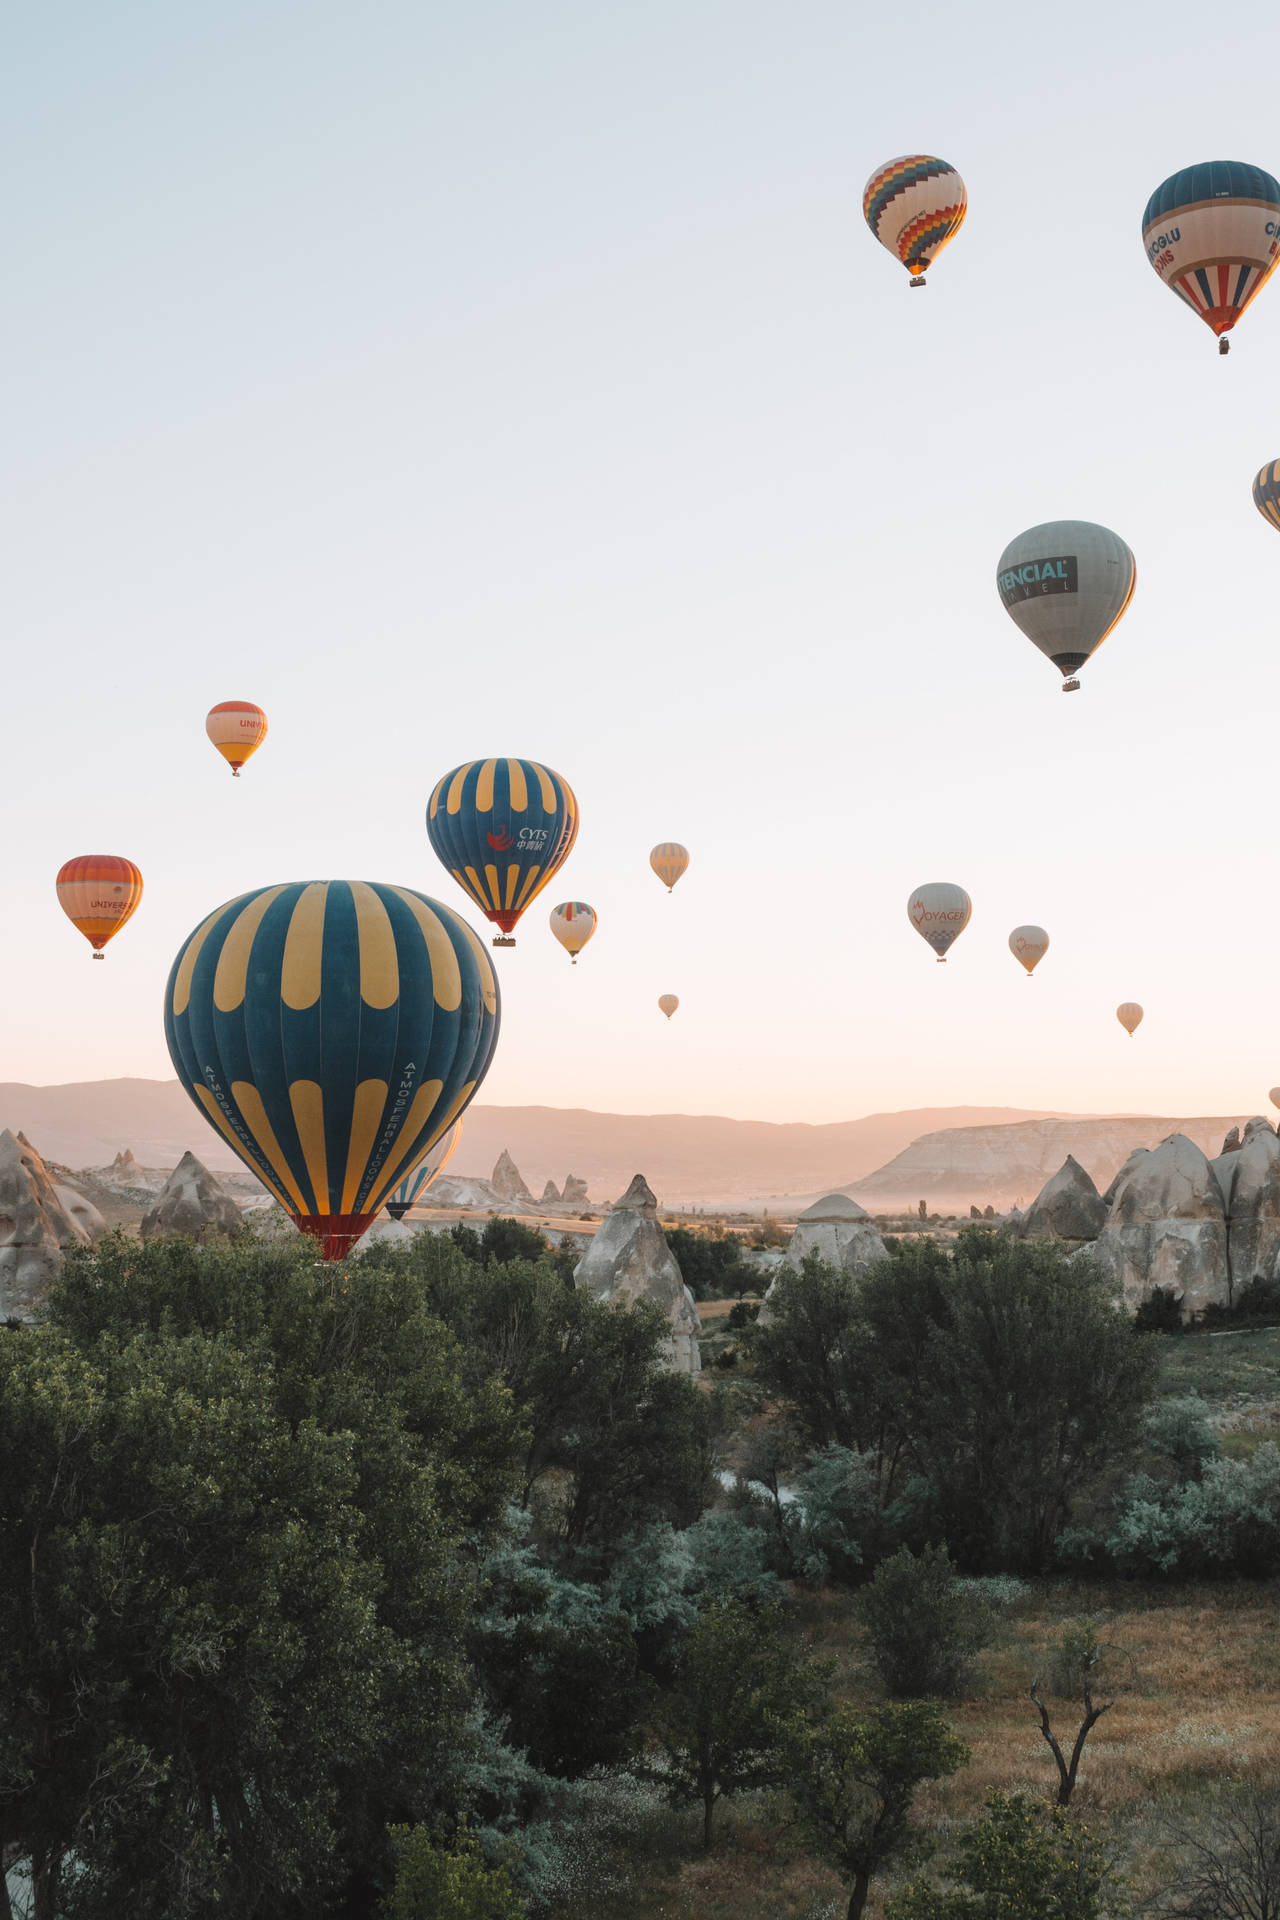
[996, 520, 1136, 692]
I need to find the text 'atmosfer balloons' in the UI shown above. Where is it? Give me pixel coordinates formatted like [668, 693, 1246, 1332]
[907, 883, 971, 963]
[427, 758, 578, 947]
[164, 881, 500, 1258]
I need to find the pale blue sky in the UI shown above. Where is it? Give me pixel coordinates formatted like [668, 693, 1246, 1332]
[6, 0, 1280, 1122]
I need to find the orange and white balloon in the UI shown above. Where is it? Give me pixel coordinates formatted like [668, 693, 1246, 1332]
[650, 843, 689, 892]
[549, 901, 597, 964]
[1117, 1002, 1144, 1037]
[1009, 925, 1050, 977]
[658, 994, 679, 1020]
[56, 856, 143, 959]
[206, 701, 268, 776]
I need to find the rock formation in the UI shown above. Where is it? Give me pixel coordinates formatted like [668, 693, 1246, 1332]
[562, 1174, 589, 1208]
[491, 1149, 532, 1204]
[54, 1185, 107, 1240]
[540, 1178, 562, 1204]
[573, 1174, 701, 1375]
[1217, 1119, 1280, 1293]
[1101, 1148, 1149, 1209]
[781, 1193, 889, 1276]
[0, 1130, 91, 1322]
[111, 1149, 141, 1179]
[1220, 1126, 1242, 1156]
[139, 1153, 244, 1241]
[1020, 1156, 1107, 1244]
[1089, 1134, 1230, 1317]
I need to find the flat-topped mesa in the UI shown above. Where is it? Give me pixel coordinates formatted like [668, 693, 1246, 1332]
[1090, 1134, 1229, 1319]
[491, 1149, 533, 1203]
[0, 1128, 91, 1323]
[1020, 1155, 1106, 1243]
[573, 1174, 700, 1375]
[140, 1153, 244, 1241]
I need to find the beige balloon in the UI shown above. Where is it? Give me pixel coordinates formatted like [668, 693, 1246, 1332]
[658, 994, 680, 1020]
[650, 843, 690, 891]
[1009, 925, 1049, 977]
[1116, 1002, 1143, 1037]
[1269, 1088, 1280, 1112]
[907, 881, 972, 962]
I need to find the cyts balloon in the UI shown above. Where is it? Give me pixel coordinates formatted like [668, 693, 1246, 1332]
[56, 856, 143, 959]
[1142, 161, 1280, 353]
[206, 701, 268, 776]
[863, 154, 967, 286]
[549, 901, 597, 964]
[427, 758, 578, 946]
[997, 521, 1136, 691]
[385, 1120, 462, 1221]
[164, 881, 500, 1257]
[650, 843, 690, 892]
[1117, 1002, 1144, 1037]
[658, 994, 679, 1020]
[1009, 926, 1049, 976]
[908, 883, 971, 962]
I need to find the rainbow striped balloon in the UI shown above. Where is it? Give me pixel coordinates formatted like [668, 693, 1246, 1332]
[549, 900, 597, 964]
[863, 155, 967, 285]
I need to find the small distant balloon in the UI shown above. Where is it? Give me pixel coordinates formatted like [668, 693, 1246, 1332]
[1117, 1002, 1144, 1037]
[385, 1121, 462, 1221]
[56, 856, 144, 959]
[862, 155, 967, 287]
[1009, 925, 1049, 976]
[1269, 1087, 1280, 1112]
[1253, 461, 1280, 532]
[1142, 161, 1280, 354]
[650, 843, 689, 892]
[206, 701, 268, 776]
[908, 883, 972, 962]
[549, 901, 597, 964]
[658, 994, 679, 1020]
[996, 521, 1136, 692]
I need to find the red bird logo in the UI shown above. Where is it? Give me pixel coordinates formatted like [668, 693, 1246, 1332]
[486, 826, 514, 851]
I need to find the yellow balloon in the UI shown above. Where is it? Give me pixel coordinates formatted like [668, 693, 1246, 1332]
[650, 843, 689, 892]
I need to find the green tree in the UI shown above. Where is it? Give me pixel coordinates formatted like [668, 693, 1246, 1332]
[778, 1700, 969, 1920]
[745, 1253, 879, 1452]
[665, 1228, 755, 1301]
[382, 1827, 526, 1919]
[860, 1546, 994, 1699]
[646, 1600, 830, 1848]
[887, 1788, 1128, 1919]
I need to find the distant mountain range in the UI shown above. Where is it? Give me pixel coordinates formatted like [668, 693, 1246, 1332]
[0, 1080, 1263, 1213]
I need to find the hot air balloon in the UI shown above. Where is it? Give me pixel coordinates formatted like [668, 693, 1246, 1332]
[650, 843, 690, 891]
[658, 994, 679, 1020]
[206, 701, 268, 776]
[549, 901, 597, 964]
[1117, 1002, 1144, 1038]
[1009, 926, 1049, 977]
[997, 521, 1136, 692]
[863, 155, 967, 287]
[56, 856, 143, 959]
[908, 883, 971, 962]
[164, 881, 500, 1258]
[1253, 461, 1280, 532]
[385, 1120, 462, 1221]
[427, 758, 578, 947]
[1142, 161, 1280, 353]
[1270, 1088, 1280, 1112]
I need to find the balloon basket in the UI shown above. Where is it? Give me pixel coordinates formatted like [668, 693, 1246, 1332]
[1061, 677, 1080, 693]
[92, 952, 104, 961]
[492, 935, 516, 947]
[1220, 337, 1230, 356]
[909, 274, 926, 288]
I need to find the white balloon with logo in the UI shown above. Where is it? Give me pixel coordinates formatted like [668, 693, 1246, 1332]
[907, 883, 972, 963]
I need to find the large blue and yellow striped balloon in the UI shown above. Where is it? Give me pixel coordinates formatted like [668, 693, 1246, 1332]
[426, 758, 578, 945]
[164, 881, 500, 1258]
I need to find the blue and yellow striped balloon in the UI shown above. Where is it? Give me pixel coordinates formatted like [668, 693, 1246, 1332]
[164, 881, 500, 1258]
[426, 758, 578, 945]
[1253, 460, 1280, 532]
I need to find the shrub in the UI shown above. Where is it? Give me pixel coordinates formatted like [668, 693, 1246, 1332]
[859, 1545, 994, 1698]
[1143, 1394, 1220, 1479]
[382, 1827, 525, 1919]
[727, 1300, 760, 1329]
[1134, 1286, 1186, 1333]
[1106, 1443, 1280, 1575]
[888, 1787, 1128, 1919]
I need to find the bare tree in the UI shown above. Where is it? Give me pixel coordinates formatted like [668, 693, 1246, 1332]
[1030, 1627, 1135, 1807]
[1144, 1790, 1280, 1918]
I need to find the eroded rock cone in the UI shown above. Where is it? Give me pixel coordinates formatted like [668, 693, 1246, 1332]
[1221, 1127, 1243, 1156]
[0, 1129, 90, 1322]
[140, 1153, 244, 1241]
[54, 1185, 107, 1241]
[491, 1149, 532, 1203]
[562, 1175, 589, 1207]
[1091, 1134, 1228, 1318]
[1021, 1156, 1106, 1243]
[111, 1149, 141, 1179]
[759, 1194, 889, 1326]
[541, 1179, 562, 1204]
[1220, 1123, 1280, 1293]
[573, 1174, 700, 1375]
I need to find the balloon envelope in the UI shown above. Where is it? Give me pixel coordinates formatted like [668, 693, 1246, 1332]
[1270, 1088, 1280, 1112]
[863, 155, 966, 283]
[206, 701, 268, 776]
[549, 900, 597, 963]
[907, 883, 971, 961]
[427, 758, 578, 942]
[164, 881, 500, 1257]
[1117, 1002, 1144, 1037]
[997, 521, 1135, 688]
[1253, 461, 1280, 532]
[386, 1120, 462, 1221]
[56, 855, 143, 957]
[1143, 161, 1280, 344]
[658, 994, 679, 1019]
[1009, 925, 1049, 976]
[650, 843, 690, 891]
